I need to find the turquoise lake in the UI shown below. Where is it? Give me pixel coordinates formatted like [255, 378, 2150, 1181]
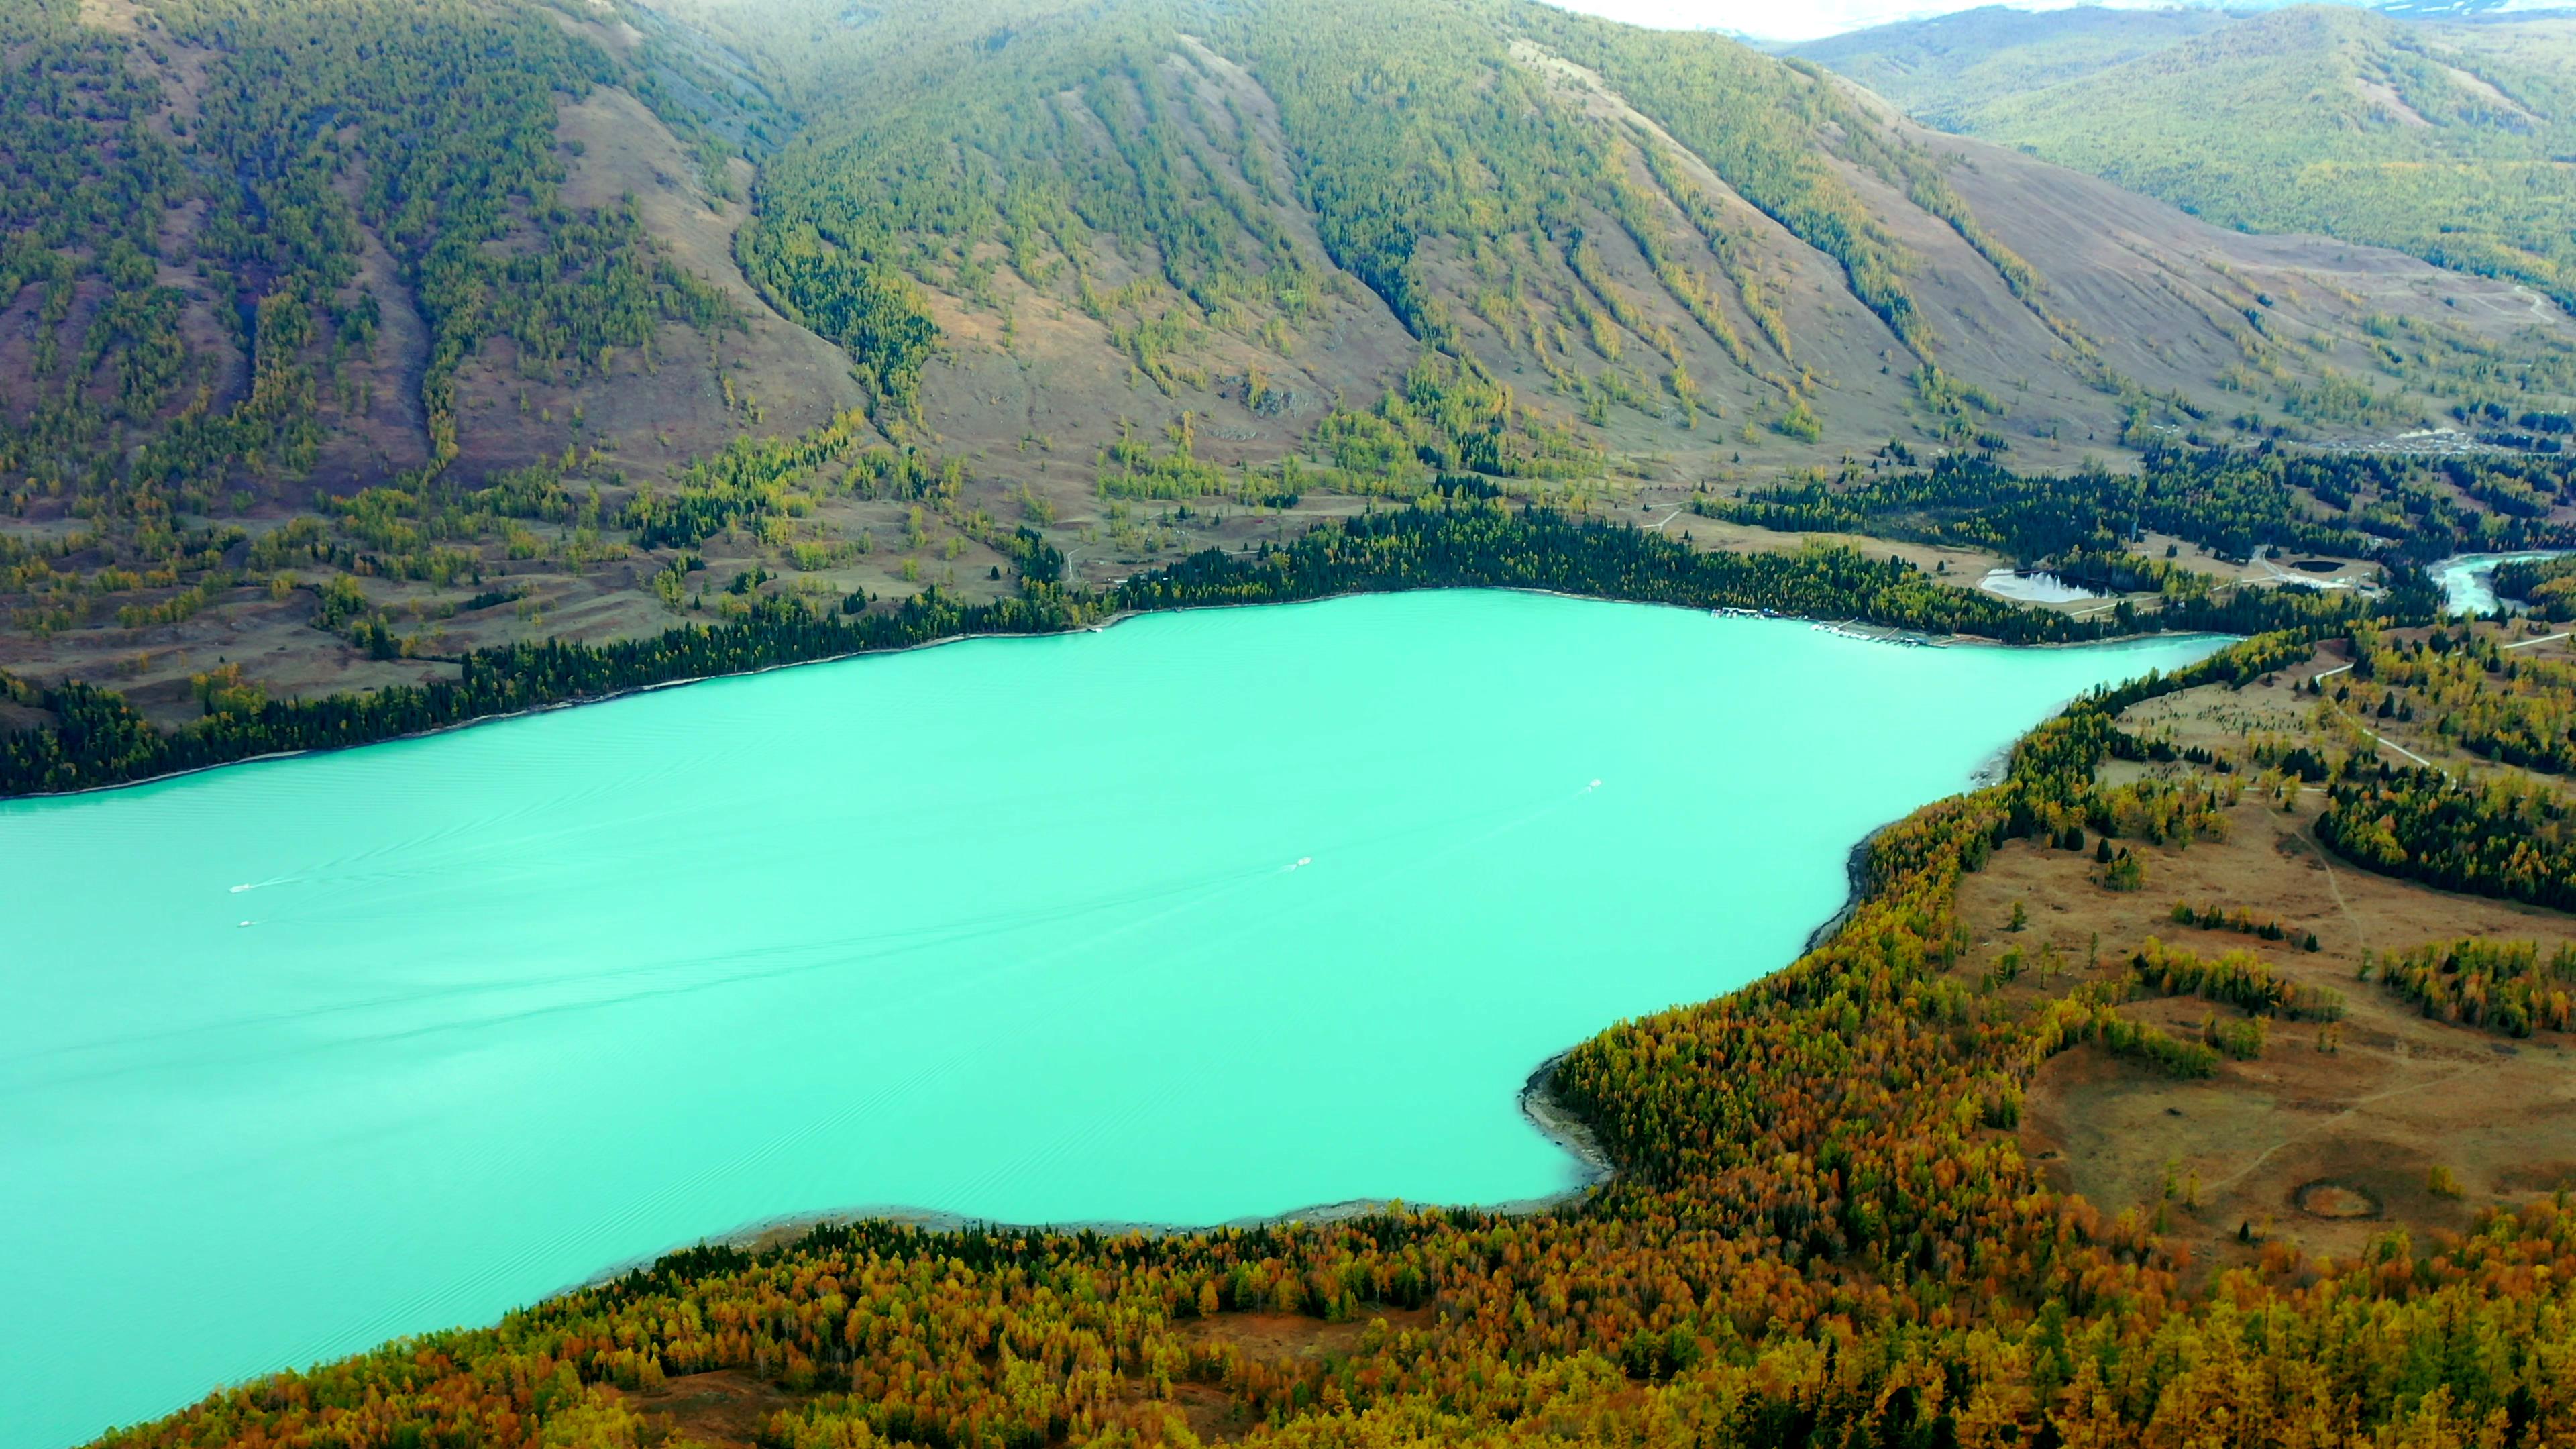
[0, 590, 2223, 1448]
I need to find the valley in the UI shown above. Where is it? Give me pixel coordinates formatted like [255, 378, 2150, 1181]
[13, 3, 2576, 1448]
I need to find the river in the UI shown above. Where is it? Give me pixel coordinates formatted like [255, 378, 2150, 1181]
[2434, 550, 2573, 615]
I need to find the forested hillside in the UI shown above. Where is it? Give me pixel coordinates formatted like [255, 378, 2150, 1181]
[1803, 4, 2576, 315]
[0, 0, 865, 710]
[2, 0, 2569, 732]
[1788, 3, 2234, 126]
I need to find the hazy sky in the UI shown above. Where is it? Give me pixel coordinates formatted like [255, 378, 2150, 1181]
[1540, 0, 2192, 44]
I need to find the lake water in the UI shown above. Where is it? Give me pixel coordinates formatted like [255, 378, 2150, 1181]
[0, 591, 2222, 1448]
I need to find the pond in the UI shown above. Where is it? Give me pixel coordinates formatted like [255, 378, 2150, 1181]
[0, 590, 2224, 1448]
[1976, 568, 2104, 605]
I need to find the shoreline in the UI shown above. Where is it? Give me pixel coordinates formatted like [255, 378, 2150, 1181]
[568, 1046, 1621, 1295]
[0, 584, 2221, 804]
[1803, 830, 1880, 956]
[565, 837, 1876, 1301]
[4, 616, 1110, 802]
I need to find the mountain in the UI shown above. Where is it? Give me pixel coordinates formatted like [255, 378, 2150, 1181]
[1785, 4, 2236, 125]
[2377, 0, 2576, 21]
[1, 0, 2567, 724]
[1801, 3, 2576, 312]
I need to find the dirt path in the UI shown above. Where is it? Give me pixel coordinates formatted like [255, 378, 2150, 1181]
[2304, 820, 2367, 941]
[2207, 1063, 2485, 1198]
